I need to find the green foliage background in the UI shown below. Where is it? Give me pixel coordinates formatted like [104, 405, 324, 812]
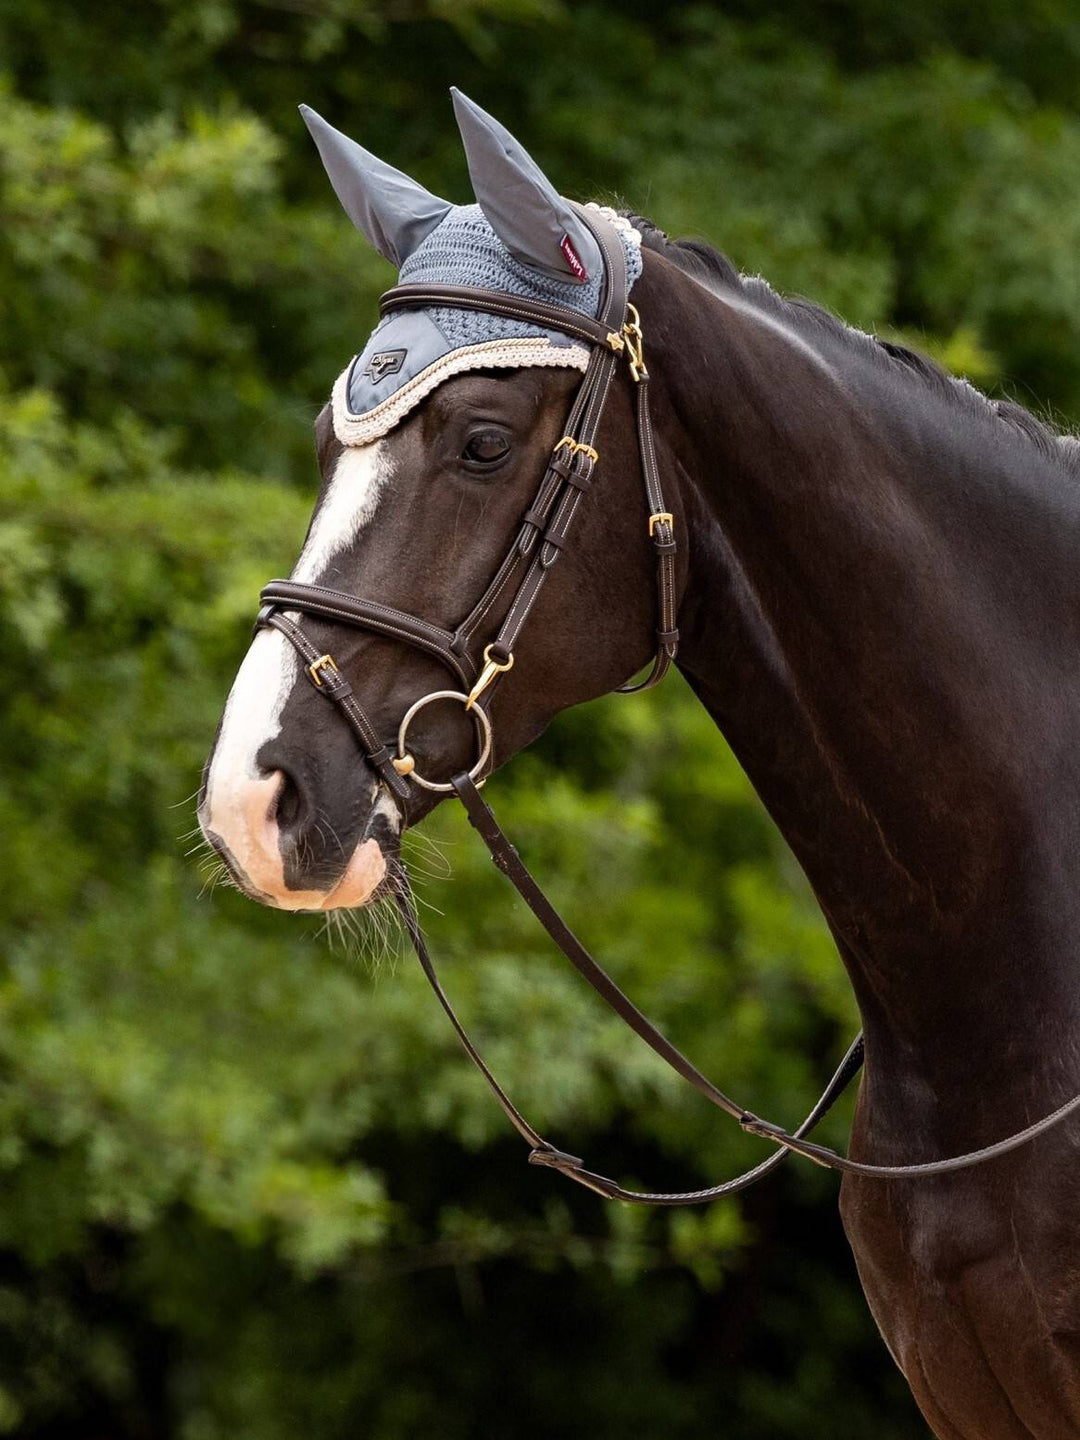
[3, 2, 1079, 1434]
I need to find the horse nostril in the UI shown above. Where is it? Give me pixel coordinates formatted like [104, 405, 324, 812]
[272, 767, 306, 836]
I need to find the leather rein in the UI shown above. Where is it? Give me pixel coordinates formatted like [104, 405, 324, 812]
[255, 209, 1080, 1203]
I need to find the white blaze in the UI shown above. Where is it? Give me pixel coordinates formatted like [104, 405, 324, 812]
[200, 440, 394, 899]
[292, 440, 392, 583]
[207, 625, 298, 796]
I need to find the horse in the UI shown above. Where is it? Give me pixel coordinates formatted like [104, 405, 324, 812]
[199, 91, 1080, 1438]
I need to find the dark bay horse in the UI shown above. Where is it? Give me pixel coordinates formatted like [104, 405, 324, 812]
[200, 96, 1080, 1438]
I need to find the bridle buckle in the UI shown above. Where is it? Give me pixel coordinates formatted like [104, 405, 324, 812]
[648, 512, 674, 537]
[465, 644, 515, 711]
[553, 435, 600, 466]
[622, 303, 648, 382]
[308, 653, 340, 688]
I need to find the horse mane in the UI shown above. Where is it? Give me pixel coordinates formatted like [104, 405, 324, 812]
[626, 213, 1080, 476]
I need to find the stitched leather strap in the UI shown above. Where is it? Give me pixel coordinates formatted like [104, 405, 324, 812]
[618, 378, 678, 692]
[394, 862, 865, 1204]
[380, 283, 622, 350]
[260, 579, 475, 687]
[738, 1086, 1080, 1176]
[259, 610, 413, 802]
[448, 770, 1080, 1183]
[452, 772, 749, 1120]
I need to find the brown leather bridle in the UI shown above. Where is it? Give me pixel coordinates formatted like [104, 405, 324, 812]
[255, 208, 1080, 1202]
[257, 210, 675, 805]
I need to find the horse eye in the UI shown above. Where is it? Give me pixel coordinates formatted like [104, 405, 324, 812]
[463, 430, 511, 465]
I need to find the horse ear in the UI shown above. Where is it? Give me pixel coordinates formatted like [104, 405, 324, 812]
[299, 105, 453, 267]
[450, 88, 601, 285]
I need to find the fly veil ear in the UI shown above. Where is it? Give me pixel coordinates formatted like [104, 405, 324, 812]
[299, 104, 452, 266]
[450, 88, 602, 285]
[300, 92, 603, 286]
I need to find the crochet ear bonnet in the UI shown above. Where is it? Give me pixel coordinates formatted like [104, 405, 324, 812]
[301, 90, 642, 446]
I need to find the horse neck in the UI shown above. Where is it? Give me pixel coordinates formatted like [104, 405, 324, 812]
[643, 255, 1080, 1103]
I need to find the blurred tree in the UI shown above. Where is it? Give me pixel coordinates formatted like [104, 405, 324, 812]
[3, 1, 1076, 1435]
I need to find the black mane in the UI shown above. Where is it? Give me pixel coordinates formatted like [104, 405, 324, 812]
[627, 213, 1080, 475]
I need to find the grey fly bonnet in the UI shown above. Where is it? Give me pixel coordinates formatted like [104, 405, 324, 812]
[301, 89, 642, 445]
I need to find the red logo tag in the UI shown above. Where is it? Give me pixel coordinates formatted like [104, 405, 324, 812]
[560, 233, 587, 281]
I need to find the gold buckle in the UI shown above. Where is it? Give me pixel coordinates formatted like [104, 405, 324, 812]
[308, 653, 340, 687]
[465, 644, 515, 711]
[648, 512, 674, 537]
[553, 436, 600, 465]
[622, 303, 648, 382]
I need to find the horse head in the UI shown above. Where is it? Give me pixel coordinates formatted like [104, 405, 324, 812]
[199, 92, 675, 910]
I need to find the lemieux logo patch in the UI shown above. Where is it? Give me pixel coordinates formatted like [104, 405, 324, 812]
[560, 234, 587, 281]
[365, 349, 407, 383]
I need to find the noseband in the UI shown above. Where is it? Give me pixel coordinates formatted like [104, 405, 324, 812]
[255, 209, 1080, 1202]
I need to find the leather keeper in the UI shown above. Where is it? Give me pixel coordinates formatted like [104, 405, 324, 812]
[528, 1146, 584, 1171]
[322, 674, 354, 700]
[252, 603, 276, 638]
[563, 466, 594, 492]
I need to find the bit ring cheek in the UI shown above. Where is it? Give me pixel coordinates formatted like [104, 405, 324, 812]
[395, 690, 493, 793]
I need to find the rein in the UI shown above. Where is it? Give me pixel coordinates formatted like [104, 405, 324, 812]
[256, 209, 1080, 1202]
